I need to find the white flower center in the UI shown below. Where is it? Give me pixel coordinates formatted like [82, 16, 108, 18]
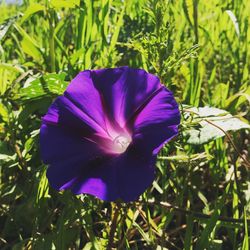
[113, 135, 131, 154]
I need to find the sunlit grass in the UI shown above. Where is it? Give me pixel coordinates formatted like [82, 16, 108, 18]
[0, 0, 249, 249]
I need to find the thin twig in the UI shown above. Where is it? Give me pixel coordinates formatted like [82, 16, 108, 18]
[184, 108, 250, 168]
[204, 118, 250, 168]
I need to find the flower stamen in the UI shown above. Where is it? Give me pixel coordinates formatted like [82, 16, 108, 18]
[113, 135, 131, 154]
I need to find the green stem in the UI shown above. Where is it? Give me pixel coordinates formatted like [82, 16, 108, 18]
[77, 0, 85, 50]
[49, 10, 56, 73]
[107, 203, 120, 250]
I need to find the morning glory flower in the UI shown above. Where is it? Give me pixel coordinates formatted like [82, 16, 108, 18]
[40, 66, 180, 202]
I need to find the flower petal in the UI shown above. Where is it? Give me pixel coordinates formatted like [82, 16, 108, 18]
[117, 147, 156, 202]
[91, 67, 162, 128]
[71, 146, 155, 202]
[42, 96, 107, 137]
[71, 157, 119, 201]
[40, 67, 180, 202]
[64, 70, 107, 132]
[131, 87, 180, 154]
[40, 123, 105, 190]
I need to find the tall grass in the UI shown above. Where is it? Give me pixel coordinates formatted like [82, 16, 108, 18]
[0, 0, 249, 249]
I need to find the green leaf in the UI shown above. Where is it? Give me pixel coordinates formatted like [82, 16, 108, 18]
[196, 183, 231, 249]
[212, 83, 229, 107]
[152, 180, 163, 194]
[242, 207, 249, 250]
[20, 38, 42, 61]
[184, 215, 194, 250]
[21, 73, 68, 100]
[14, 23, 43, 61]
[125, 208, 134, 229]
[225, 86, 250, 109]
[133, 221, 151, 244]
[184, 106, 250, 145]
[50, 0, 80, 9]
[20, 3, 45, 24]
[0, 63, 23, 95]
[0, 62, 24, 73]
[36, 167, 49, 203]
[183, 0, 194, 26]
[109, 4, 125, 52]
[225, 10, 240, 37]
[0, 16, 16, 41]
[0, 153, 16, 162]
[0, 102, 8, 122]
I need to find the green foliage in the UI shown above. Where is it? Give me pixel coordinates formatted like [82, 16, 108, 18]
[0, 0, 250, 249]
[184, 106, 250, 144]
[21, 72, 68, 100]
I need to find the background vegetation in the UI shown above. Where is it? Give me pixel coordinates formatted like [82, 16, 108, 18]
[0, 0, 249, 249]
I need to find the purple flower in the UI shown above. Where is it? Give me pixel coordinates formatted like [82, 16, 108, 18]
[40, 67, 180, 202]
